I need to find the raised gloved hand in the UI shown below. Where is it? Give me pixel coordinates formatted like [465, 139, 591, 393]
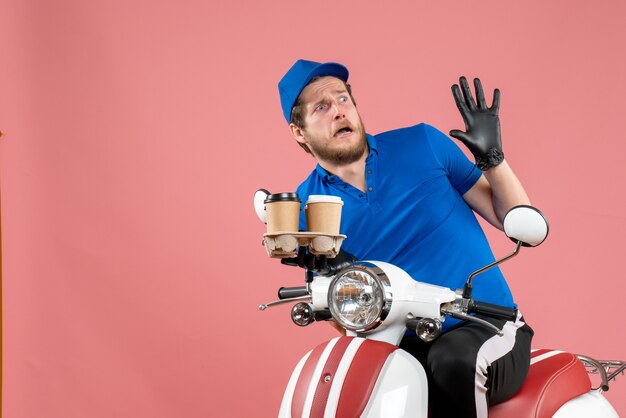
[450, 77, 504, 171]
[281, 247, 357, 276]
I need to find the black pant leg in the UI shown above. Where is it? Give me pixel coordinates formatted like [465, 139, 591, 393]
[400, 315, 533, 418]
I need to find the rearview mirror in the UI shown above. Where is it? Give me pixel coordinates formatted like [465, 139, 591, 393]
[503, 205, 549, 247]
[253, 189, 270, 223]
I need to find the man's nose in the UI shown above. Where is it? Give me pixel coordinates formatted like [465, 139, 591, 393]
[331, 101, 345, 119]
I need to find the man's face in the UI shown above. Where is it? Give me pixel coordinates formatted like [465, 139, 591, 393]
[291, 77, 367, 166]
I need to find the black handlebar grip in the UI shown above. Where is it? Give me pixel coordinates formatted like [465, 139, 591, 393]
[469, 301, 518, 321]
[406, 319, 421, 331]
[314, 310, 332, 321]
[278, 286, 309, 300]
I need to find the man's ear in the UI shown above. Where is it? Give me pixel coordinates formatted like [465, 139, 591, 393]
[289, 123, 307, 146]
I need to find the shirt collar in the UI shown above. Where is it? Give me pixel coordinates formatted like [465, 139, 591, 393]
[315, 133, 378, 182]
[366, 133, 378, 155]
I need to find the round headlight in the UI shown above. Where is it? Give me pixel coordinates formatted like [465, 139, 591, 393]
[328, 263, 391, 332]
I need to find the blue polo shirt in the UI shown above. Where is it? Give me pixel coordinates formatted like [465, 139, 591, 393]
[295, 123, 515, 330]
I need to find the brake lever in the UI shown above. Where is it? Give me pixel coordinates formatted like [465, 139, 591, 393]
[441, 307, 504, 336]
[259, 295, 312, 311]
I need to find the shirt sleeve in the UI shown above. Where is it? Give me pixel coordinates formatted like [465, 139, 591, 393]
[421, 123, 482, 195]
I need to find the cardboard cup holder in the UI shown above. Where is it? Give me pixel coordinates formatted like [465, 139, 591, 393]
[262, 232, 346, 259]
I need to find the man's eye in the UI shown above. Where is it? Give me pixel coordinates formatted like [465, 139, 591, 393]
[339, 96, 348, 103]
[315, 104, 326, 111]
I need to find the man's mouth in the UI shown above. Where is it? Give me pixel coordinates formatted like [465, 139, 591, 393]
[334, 127, 353, 137]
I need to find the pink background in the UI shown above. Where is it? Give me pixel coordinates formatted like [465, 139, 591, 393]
[1, 0, 625, 416]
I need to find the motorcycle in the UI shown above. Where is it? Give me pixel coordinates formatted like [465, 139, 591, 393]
[254, 190, 624, 417]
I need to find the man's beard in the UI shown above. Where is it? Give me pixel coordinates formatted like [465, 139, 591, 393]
[305, 124, 368, 166]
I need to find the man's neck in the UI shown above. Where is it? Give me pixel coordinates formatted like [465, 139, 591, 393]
[318, 147, 369, 193]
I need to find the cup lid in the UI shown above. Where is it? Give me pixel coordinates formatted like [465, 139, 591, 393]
[264, 192, 301, 203]
[306, 195, 343, 205]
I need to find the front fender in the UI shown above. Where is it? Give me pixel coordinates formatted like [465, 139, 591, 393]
[279, 337, 427, 418]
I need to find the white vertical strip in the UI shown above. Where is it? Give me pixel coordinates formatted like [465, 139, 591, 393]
[301, 337, 340, 418]
[530, 350, 565, 365]
[323, 338, 366, 418]
[278, 350, 313, 418]
[474, 311, 525, 418]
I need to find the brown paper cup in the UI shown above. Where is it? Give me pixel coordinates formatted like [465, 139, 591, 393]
[305, 195, 343, 234]
[265, 193, 301, 233]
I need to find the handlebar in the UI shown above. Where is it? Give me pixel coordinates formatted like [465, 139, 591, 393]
[278, 286, 309, 300]
[468, 300, 518, 321]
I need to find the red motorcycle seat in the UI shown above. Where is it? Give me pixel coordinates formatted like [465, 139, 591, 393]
[490, 349, 592, 418]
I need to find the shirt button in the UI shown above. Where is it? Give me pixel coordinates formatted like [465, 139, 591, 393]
[368, 187, 373, 192]
[367, 170, 372, 174]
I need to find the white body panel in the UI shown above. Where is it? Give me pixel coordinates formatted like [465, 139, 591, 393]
[361, 350, 428, 418]
[552, 391, 619, 418]
[311, 276, 332, 310]
[360, 262, 455, 346]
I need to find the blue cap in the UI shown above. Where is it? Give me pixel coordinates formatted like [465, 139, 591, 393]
[278, 59, 349, 123]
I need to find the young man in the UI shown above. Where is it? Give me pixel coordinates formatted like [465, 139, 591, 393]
[278, 59, 534, 418]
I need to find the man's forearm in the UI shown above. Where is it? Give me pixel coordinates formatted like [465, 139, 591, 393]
[483, 160, 530, 224]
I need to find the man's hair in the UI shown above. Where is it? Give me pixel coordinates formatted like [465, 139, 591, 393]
[290, 79, 356, 155]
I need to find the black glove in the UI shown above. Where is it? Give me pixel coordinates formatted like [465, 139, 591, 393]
[450, 77, 504, 171]
[281, 247, 357, 276]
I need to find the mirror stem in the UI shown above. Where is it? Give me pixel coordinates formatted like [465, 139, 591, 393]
[463, 241, 523, 298]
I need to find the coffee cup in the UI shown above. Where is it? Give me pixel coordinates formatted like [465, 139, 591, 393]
[264, 193, 301, 233]
[305, 195, 343, 235]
